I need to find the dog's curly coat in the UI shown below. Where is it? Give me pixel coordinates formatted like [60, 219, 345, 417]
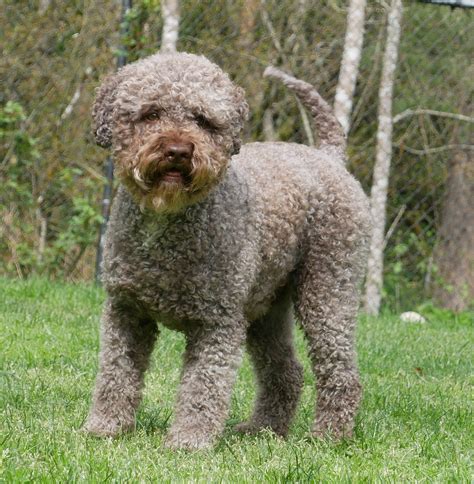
[84, 52, 371, 450]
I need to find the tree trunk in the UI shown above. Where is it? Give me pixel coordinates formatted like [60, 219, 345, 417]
[161, 0, 180, 53]
[432, 148, 474, 311]
[334, 0, 367, 138]
[38, 0, 51, 15]
[364, 0, 403, 316]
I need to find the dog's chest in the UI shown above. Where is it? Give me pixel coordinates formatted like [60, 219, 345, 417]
[103, 204, 250, 324]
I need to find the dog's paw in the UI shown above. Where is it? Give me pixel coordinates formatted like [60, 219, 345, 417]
[310, 421, 354, 441]
[234, 420, 288, 438]
[164, 427, 215, 451]
[82, 415, 134, 438]
[233, 421, 260, 435]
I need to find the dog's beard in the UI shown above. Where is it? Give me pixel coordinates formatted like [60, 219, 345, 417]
[116, 133, 229, 213]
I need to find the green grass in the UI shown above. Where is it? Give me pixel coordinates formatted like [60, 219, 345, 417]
[1, 278, 472, 482]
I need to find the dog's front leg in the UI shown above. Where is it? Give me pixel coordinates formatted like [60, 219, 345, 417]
[164, 320, 246, 450]
[84, 299, 158, 437]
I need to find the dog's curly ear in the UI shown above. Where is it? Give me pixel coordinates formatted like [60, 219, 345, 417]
[231, 86, 249, 155]
[92, 73, 121, 148]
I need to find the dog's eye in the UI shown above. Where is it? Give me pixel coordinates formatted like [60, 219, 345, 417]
[142, 111, 160, 122]
[195, 114, 217, 132]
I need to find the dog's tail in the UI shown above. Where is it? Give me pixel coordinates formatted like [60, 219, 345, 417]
[264, 66, 346, 159]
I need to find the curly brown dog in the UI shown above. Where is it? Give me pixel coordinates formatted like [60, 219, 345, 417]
[83, 52, 371, 450]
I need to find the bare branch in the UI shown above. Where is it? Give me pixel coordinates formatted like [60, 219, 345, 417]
[260, 4, 315, 146]
[60, 87, 81, 121]
[396, 143, 474, 155]
[352, 19, 386, 130]
[260, 4, 283, 53]
[59, 67, 92, 123]
[393, 108, 474, 124]
[295, 98, 315, 146]
[383, 204, 406, 250]
[264, 65, 345, 155]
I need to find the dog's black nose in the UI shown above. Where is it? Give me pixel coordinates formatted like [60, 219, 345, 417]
[164, 142, 194, 163]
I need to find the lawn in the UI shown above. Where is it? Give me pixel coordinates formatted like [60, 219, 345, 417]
[0, 278, 472, 482]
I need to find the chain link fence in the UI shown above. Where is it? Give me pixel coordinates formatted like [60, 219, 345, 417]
[1, 1, 472, 309]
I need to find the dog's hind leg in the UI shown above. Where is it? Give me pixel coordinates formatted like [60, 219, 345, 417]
[294, 204, 369, 440]
[235, 287, 303, 437]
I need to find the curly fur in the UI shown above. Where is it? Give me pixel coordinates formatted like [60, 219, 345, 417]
[84, 52, 371, 450]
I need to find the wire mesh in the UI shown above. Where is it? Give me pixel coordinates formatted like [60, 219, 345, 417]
[1, 0, 472, 308]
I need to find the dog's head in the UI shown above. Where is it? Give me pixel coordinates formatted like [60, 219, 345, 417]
[93, 53, 249, 212]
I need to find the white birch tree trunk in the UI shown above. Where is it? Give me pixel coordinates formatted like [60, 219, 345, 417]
[38, 0, 51, 15]
[333, 0, 367, 138]
[161, 0, 180, 53]
[364, 0, 403, 316]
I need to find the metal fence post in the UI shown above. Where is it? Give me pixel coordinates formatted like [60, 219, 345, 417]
[95, 0, 133, 284]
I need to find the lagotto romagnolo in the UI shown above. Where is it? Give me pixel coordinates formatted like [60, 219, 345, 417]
[84, 52, 372, 450]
